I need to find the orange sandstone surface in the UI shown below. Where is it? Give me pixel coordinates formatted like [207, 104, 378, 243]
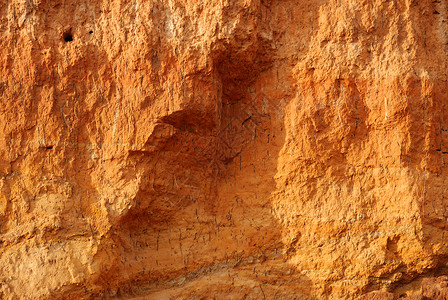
[1, 0, 448, 299]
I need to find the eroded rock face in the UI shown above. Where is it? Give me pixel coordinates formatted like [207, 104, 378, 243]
[1, 0, 448, 299]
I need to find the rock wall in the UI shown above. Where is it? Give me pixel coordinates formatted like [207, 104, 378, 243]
[1, 0, 448, 299]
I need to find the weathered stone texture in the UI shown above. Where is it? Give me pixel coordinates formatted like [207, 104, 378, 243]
[1, 0, 448, 299]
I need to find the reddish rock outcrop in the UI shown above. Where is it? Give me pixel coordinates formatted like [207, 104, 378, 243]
[1, 0, 448, 299]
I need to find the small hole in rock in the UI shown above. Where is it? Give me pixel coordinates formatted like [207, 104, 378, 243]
[45, 146, 53, 150]
[63, 31, 73, 42]
[434, 10, 440, 14]
[89, 30, 93, 34]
